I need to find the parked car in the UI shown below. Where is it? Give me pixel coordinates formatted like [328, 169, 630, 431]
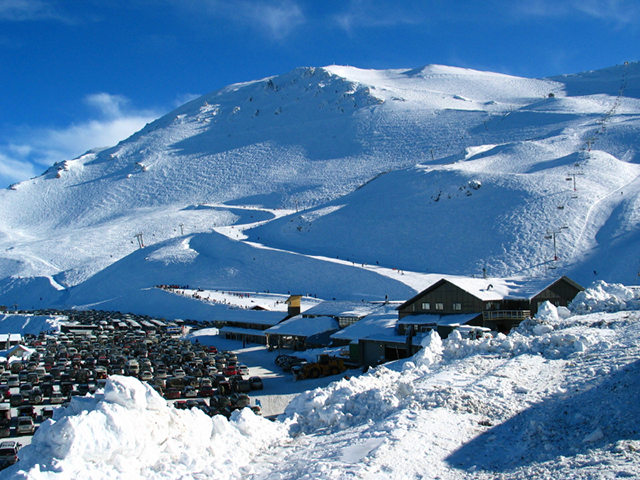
[182, 386, 197, 398]
[0, 386, 11, 401]
[41, 407, 54, 420]
[50, 391, 65, 404]
[19, 383, 33, 395]
[0, 407, 10, 438]
[17, 405, 36, 419]
[237, 364, 250, 376]
[232, 378, 251, 393]
[249, 376, 264, 390]
[230, 393, 250, 409]
[164, 387, 181, 400]
[16, 417, 35, 436]
[198, 385, 215, 397]
[223, 366, 238, 376]
[29, 388, 44, 405]
[0, 441, 21, 469]
[217, 381, 231, 396]
[151, 385, 164, 397]
[9, 394, 24, 408]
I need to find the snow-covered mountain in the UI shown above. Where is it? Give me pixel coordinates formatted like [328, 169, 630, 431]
[1, 62, 639, 313]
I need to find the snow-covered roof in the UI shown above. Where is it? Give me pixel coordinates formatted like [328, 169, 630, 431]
[219, 326, 267, 337]
[302, 301, 386, 318]
[397, 313, 481, 327]
[207, 309, 286, 325]
[6, 344, 35, 359]
[224, 314, 284, 327]
[399, 275, 582, 309]
[331, 307, 399, 342]
[0, 314, 63, 335]
[265, 315, 338, 337]
[0, 333, 22, 342]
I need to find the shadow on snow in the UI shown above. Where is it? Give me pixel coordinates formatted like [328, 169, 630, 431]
[446, 357, 640, 473]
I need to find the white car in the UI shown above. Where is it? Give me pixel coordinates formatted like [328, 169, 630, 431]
[50, 391, 65, 404]
[16, 417, 35, 436]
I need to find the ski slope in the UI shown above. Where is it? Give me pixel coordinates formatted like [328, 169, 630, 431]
[0, 62, 639, 314]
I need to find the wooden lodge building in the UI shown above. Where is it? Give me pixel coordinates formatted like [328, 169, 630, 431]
[212, 276, 583, 367]
[397, 275, 584, 335]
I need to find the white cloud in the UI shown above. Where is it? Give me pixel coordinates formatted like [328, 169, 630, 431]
[0, 151, 38, 185]
[84, 93, 131, 118]
[245, 1, 305, 39]
[331, 0, 423, 33]
[510, 0, 640, 25]
[0, 93, 162, 188]
[572, 0, 640, 24]
[160, 0, 306, 39]
[0, 0, 74, 22]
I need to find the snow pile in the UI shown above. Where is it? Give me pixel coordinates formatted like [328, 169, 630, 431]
[284, 366, 412, 434]
[269, 306, 640, 479]
[9, 376, 286, 480]
[282, 305, 605, 436]
[570, 280, 640, 313]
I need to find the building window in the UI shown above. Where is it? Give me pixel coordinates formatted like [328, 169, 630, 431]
[421, 302, 430, 310]
[435, 303, 444, 310]
[452, 303, 462, 311]
[338, 317, 359, 328]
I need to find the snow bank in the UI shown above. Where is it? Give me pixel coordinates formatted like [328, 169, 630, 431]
[570, 280, 640, 313]
[282, 307, 599, 435]
[8, 376, 286, 480]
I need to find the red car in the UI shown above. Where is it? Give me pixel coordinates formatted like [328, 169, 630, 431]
[223, 366, 237, 376]
[198, 385, 215, 397]
[164, 387, 181, 400]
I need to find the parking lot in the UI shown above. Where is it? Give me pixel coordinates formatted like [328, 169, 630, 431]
[0, 309, 269, 469]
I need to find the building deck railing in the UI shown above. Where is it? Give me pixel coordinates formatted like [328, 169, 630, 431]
[482, 310, 531, 321]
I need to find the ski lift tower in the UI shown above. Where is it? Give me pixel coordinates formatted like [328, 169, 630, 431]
[134, 232, 145, 249]
[566, 172, 584, 192]
[545, 227, 568, 262]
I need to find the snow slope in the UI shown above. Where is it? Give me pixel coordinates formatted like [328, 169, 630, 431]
[0, 62, 639, 312]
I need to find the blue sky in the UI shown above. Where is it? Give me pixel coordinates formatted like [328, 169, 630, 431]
[0, 0, 638, 188]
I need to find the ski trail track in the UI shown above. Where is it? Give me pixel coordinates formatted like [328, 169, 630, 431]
[572, 172, 640, 259]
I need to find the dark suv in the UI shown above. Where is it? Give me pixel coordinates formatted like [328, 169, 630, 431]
[0, 441, 21, 469]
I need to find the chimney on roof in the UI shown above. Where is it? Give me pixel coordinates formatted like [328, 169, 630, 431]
[286, 295, 302, 317]
[482, 268, 487, 279]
